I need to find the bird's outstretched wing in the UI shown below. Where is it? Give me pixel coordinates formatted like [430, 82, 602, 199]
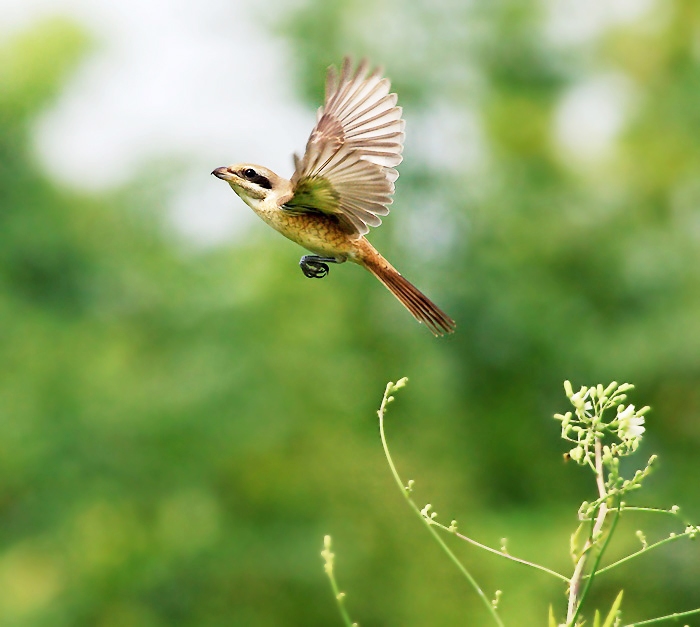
[285, 58, 405, 236]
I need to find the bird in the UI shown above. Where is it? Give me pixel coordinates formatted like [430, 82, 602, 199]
[212, 57, 455, 336]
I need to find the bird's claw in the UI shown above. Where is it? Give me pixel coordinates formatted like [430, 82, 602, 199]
[300, 259, 330, 279]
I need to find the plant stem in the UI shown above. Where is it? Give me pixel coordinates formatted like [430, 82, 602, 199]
[566, 437, 609, 626]
[322, 536, 356, 627]
[429, 520, 569, 583]
[327, 573, 355, 627]
[594, 531, 690, 576]
[622, 606, 700, 626]
[378, 382, 504, 627]
[574, 500, 621, 620]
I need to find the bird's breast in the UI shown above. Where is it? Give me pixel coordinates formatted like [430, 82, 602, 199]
[253, 205, 357, 259]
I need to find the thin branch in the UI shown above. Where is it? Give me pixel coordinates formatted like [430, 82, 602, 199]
[622, 606, 700, 626]
[567, 438, 610, 626]
[428, 520, 569, 583]
[594, 531, 693, 576]
[573, 500, 621, 622]
[321, 535, 357, 627]
[378, 381, 504, 627]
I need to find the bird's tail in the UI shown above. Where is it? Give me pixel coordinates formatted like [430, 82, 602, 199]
[359, 245, 456, 337]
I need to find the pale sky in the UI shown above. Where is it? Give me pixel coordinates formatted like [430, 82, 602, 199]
[1, 0, 657, 245]
[1, 0, 312, 244]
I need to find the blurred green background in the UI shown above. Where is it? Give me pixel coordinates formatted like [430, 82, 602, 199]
[1, 1, 699, 625]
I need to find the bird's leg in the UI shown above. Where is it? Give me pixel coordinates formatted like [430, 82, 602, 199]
[299, 255, 340, 279]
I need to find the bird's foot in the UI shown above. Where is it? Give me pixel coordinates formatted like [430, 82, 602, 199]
[299, 255, 338, 279]
[302, 260, 329, 278]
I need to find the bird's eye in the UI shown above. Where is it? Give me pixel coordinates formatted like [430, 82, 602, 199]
[238, 167, 272, 190]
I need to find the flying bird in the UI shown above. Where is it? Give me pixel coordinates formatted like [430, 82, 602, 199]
[212, 58, 455, 336]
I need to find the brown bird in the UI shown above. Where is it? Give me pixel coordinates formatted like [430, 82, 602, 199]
[212, 58, 455, 336]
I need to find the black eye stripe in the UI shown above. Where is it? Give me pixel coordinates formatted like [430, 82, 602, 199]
[255, 176, 272, 189]
[239, 168, 272, 190]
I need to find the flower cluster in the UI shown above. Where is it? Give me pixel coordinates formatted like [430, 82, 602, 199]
[554, 381, 651, 468]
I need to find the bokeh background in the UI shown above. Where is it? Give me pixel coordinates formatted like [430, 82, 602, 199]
[1, 0, 699, 625]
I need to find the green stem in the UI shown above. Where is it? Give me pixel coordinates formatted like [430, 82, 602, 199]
[328, 575, 355, 627]
[429, 520, 569, 583]
[620, 506, 685, 520]
[622, 606, 700, 626]
[378, 382, 504, 627]
[594, 530, 692, 576]
[322, 536, 356, 627]
[569, 499, 621, 626]
[567, 438, 612, 626]
[619, 507, 675, 515]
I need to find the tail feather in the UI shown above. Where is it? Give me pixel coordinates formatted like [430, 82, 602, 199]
[361, 252, 456, 336]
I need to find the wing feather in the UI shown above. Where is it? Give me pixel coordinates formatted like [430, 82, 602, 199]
[287, 57, 405, 237]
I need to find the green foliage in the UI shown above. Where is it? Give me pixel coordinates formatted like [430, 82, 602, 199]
[598, 591, 624, 627]
[0, 18, 88, 123]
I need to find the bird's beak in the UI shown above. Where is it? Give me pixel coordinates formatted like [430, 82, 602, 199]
[212, 166, 235, 181]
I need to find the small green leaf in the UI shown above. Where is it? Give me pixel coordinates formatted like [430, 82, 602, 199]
[548, 605, 557, 627]
[601, 590, 624, 627]
[593, 609, 601, 627]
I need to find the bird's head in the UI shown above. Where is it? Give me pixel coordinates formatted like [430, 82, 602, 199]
[212, 164, 290, 209]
